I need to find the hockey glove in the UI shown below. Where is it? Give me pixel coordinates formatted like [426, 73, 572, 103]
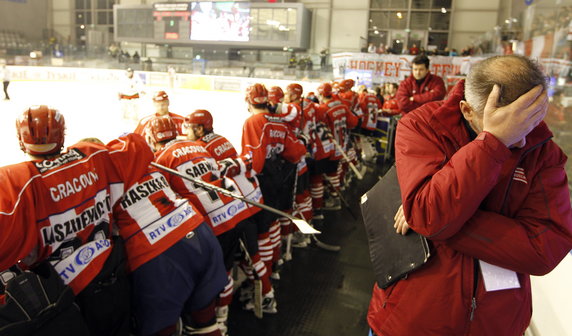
[219, 158, 241, 178]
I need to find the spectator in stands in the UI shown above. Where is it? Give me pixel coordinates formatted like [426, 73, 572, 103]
[132, 51, 140, 64]
[320, 48, 329, 69]
[368, 43, 377, 53]
[1, 64, 9, 100]
[396, 54, 446, 113]
[409, 44, 419, 55]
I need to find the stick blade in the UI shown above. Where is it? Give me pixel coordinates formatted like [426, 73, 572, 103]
[292, 219, 320, 234]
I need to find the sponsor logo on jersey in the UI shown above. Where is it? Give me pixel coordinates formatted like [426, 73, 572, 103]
[332, 109, 346, 118]
[269, 129, 286, 139]
[53, 239, 111, 284]
[41, 195, 112, 247]
[49, 170, 100, 202]
[201, 133, 218, 143]
[327, 100, 341, 108]
[213, 142, 234, 157]
[264, 115, 283, 123]
[120, 174, 169, 209]
[172, 145, 208, 158]
[34, 148, 86, 173]
[185, 161, 216, 178]
[211, 200, 247, 226]
[144, 204, 196, 243]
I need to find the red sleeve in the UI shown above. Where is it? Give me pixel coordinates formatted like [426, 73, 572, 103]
[445, 142, 572, 275]
[414, 75, 446, 105]
[107, 133, 155, 189]
[396, 77, 418, 113]
[345, 105, 359, 130]
[396, 115, 512, 240]
[241, 116, 265, 174]
[0, 164, 38, 270]
[315, 104, 328, 123]
[282, 129, 306, 164]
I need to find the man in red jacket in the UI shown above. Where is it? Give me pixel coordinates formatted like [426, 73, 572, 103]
[368, 55, 572, 335]
[396, 54, 446, 113]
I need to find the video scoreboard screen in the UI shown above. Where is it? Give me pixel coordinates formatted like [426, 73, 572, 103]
[150, 2, 250, 42]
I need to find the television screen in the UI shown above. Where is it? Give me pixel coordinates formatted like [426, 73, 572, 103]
[190, 2, 250, 42]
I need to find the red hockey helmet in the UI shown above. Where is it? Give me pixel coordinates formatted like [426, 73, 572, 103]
[268, 86, 284, 104]
[286, 83, 303, 99]
[145, 116, 177, 144]
[185, 109, 213, 131]
[16, 105, 65, 156]
[340, 79, 355, 92]
[153, 90, 169, 102]
[317, 83, 333, 97]
[245, 83, 268, 105]
[343, 79, 355, 90]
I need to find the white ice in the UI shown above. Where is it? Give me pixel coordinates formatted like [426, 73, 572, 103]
[0, 80, 249, 167]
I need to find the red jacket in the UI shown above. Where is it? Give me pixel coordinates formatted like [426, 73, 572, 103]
[368, 81, 572, 335]
[396, 72, 446, 113]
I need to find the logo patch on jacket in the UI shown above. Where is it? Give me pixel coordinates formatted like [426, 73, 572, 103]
[513, 167, 527, 184]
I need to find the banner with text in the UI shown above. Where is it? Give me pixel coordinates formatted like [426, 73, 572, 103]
[331, 53, 484, 85]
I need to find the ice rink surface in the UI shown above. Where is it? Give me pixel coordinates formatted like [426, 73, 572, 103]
[0, 80, 249, 167]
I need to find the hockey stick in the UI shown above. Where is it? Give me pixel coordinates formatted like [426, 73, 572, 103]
[239, 239, 263, 319]
[151, 162, 320, 234]
[330, 137, 363, 180]
[311, 235, 341, 252]
[322, 174, 358, 220]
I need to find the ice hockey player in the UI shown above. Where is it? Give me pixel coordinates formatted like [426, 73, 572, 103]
[241, 83, 306, 313]
[147, 116, 274, 324]
[118, 67, 145, 122]
[0, 106, 154, 335]
[358, 86, 383, 134]
[268, 86, 284, 114]
[316, 82, 359, 210]
[279, 83, 315, 250]
[184, 109, 267, 332]
[339, 79, 362, 120]
[109, 145, 227, 336]
[134, 90, 185, 136]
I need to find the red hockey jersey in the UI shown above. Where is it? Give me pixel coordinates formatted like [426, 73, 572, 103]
[113, 169, 204, 272]
[241, 112, 306, 174]
[0, 134, 153, 294]
[155, 140, 259, 236]
[197, 132, 263, 218]
[133, 112, 186, 136]
[339, 90, 363, 119]
[359, 93, 382, 131]
[197, 133, 238, 161]
[316, 99, 359, 160]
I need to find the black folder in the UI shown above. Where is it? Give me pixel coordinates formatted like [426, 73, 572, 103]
[360, 166, 430, 289]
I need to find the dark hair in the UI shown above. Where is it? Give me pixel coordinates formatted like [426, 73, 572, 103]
[252, 102, 269, 110]
[412, 55, 430, 68]
[465, 55, 546, 113]
[390, 83, 399, 90]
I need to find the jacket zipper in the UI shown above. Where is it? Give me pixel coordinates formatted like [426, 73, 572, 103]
[467, 137, 550, 332]
[469, 259, 479, 322]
